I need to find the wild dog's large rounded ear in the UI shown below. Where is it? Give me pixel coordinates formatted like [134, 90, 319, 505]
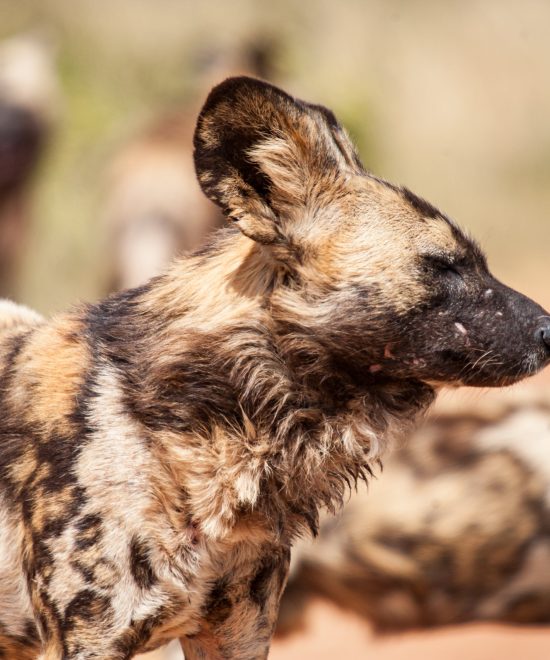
[193, 76, 364, 245]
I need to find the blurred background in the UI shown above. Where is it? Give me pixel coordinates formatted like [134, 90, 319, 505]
[1, 0, 549, 658]
[1, 0, 550, 314]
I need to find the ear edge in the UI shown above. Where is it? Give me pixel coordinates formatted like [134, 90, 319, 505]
[303, 101, 364, 174]
[196, 75, 295, 123]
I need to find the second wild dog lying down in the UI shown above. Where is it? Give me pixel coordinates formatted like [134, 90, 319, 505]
[1, 77, 550, 660]
[278, 384, 550, 634]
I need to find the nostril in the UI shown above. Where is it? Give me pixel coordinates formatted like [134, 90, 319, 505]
[537, 325, 550, 351]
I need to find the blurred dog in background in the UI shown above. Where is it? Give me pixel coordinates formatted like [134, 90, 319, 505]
[103, 40, 279, 292]
[0, 33, 58, 299]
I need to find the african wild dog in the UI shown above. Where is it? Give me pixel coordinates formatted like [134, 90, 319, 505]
[278, 383, 550, 635]
[1, 76, 550, 659]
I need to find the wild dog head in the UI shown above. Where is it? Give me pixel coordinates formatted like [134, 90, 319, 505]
[194, 77, 550, 391]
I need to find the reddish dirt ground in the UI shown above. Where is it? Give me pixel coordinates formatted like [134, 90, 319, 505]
[270, 598, 550, 660]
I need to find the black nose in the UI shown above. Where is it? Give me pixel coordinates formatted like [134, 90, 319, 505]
[537, 325, 550, 352]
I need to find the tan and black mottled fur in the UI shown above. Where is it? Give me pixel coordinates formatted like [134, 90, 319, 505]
[0, 77, 549, 659]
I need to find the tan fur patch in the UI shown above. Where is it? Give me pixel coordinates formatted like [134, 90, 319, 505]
[9, 313, 89, 437]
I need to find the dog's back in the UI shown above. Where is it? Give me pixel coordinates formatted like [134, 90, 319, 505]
[0, 299, 43, 332]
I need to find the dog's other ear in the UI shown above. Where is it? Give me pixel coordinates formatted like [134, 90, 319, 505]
[193, 76, 363, 245]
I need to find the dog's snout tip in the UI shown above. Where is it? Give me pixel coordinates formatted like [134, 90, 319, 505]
[535, 324, 550, 354]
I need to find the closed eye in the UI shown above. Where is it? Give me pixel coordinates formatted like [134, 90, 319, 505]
[423, 255, 464, 281]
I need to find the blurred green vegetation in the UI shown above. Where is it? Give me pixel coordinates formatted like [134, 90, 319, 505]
[0, 0, 548, 313]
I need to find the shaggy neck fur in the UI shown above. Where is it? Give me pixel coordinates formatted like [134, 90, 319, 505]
[91, 229, 435, 541]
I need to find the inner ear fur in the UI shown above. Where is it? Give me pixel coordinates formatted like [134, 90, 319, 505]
[193, 76, 364, 246]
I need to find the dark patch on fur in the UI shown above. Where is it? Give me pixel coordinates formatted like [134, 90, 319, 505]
[23, 619, 39, 644]
[0, 619, 40, 659]
[86, 284, 153, 348]
[40, 516, 67, 539]
[0, 332, 34, 487]
[113, 609, 167, 659]
[249, 555, 278, 609]
[30, 536, 55, 582]
[64, 352, 101, 438]
[74, 513, 103, 550]
[70, 560, 96, 585]
[35, 436, 81, 493]
[91, 296, 267, 438]
[62, 590, 112, 632]
[205, 577, 233, 626]
[1, 329, 31, 375]
[129, 536, 157, 590]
